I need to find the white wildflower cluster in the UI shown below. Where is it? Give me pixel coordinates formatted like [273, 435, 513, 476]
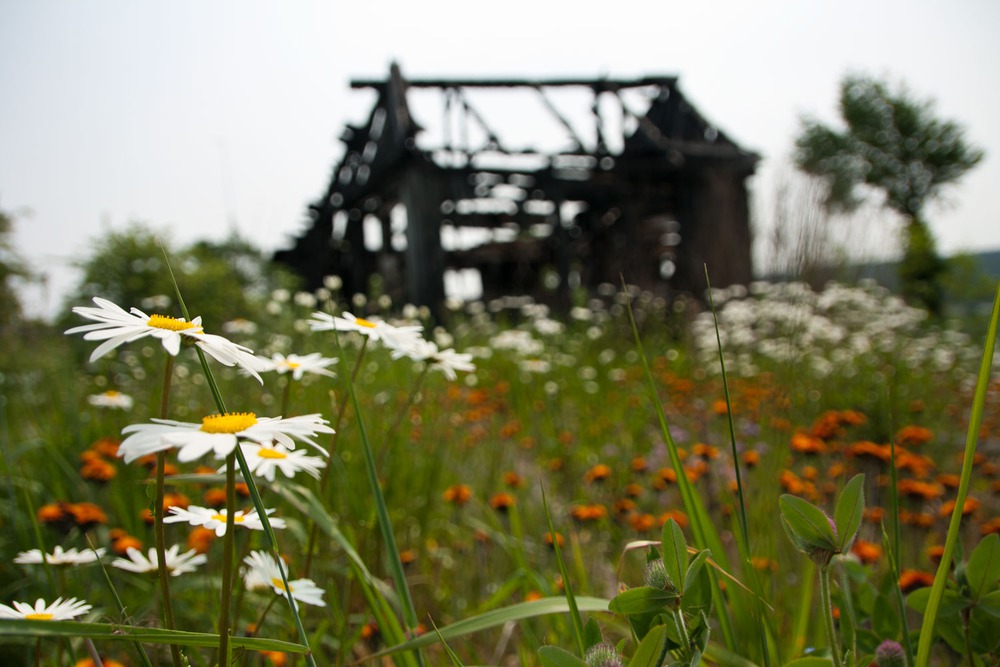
[691, 281, 979, 379]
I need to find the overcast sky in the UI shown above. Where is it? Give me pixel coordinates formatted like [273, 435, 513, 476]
[2, 0, 998, 318]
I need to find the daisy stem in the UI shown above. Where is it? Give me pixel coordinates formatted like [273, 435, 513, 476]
[218, 452, 237, 667]
[819, 564, 843, 667]
[303, 338, 368, 576]
[190, 346, 318, 667]
[155, 355, 183, 667]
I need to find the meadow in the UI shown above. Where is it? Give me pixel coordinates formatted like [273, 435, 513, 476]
[0, 272, 998, 667]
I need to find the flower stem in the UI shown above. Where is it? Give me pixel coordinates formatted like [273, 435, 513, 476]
[673, 608, 692, 662]
[155, 355, 182, 667]
[218, 453, 237, 666]
[819, 565, 843, 667]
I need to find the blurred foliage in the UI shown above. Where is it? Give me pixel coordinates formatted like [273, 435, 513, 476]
[795, 73, 984, 315]
[0, 207, 31, 334]
[59, 222, 301, 333]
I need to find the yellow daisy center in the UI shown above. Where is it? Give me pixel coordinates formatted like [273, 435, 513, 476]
[270, 577, 288, 592]
[148, 314, 202, 332]
[257, 448, 287, 460]
[24, 613, 54, 621]
[285, 361, 301, 369]
[200, 412, 257, 433]
[211, 513, 245, 523]
[354, 317, 377, 328]
[104, 390, 120, 397]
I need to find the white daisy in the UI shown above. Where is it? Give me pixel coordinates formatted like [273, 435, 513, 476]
[163, 505, 285, 537]
[308, 311, 424, 351]
[390, 339, 475, 381]
[65, 297, 267, 383]
[233, 442, 327, 482]
[111, 544, 207, 576]
[87, 390, 134, 410]
[242, 551, 326, 607]
[256, 352, 337, 381]
[118, 412, 334, 463]
[0, 597, 93, 621]
[14, 546, 105, 566]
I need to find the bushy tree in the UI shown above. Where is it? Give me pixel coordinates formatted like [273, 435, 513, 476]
[61, 222, 300, 331]
[795, 73, 984, 314]
[0, 207, 31, 333]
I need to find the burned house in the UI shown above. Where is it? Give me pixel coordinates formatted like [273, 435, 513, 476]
[276, 63, 759, 313]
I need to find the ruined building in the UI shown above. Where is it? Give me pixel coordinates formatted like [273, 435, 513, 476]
[276, 63, 759, 313]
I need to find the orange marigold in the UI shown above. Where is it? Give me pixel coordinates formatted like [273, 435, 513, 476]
[851, 539, 882, 564]
[791, 432, 826, 455]
[489, 492, 515, 513]
[896, 425, 933, 447]
[584, 463, 612, 484]
[570, 504, 608, 522]
[442, 484, 473, 506]
[899, 569, 935, 593]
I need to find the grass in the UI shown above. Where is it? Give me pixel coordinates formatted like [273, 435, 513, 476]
[0, 278, 997, 666]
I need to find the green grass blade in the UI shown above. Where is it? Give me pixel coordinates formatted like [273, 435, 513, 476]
[915, 279, 1000, 667]
[623, 281, 738, 651]
[541, 484, 586, 657]
[0, 619, 309, 653]
[361, 596, 611, 661]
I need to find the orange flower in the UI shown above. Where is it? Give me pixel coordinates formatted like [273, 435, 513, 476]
[570, 504, 608, 522]
[65, 502, 108, 528]
[80, 457, 117, 483]
[624, 483, 644, 499]
[399, 549, 418, 566]
[899, 509, 934, 528]
[780, 469, 806, 495]
[864, 507, 885, 524]
[980, 517, 1000, 536]
[614, 498, 637, 515]
[502, 471, 524, 488]
[938, 497, 980, 518]
[899, 569, 935, 593]
[927, 544, 946, 562]
[75, 659, 127, 667]
[711, 400, 730, 416]
[827, 462, 846, 478]
[544, 531, 565, 549]
[846, 441, 892, 463]
[630, 456, 649, 473]
[523, 590, 543, 602]
[897, 479, 944, 500]
[658, 510, 689, 529]
[187, 527, 216, 554]
[547, 458, 564, 472]
[442, 484, 473, 506]
[936, 473, 960, 489]
[203, 488, 228, 507]
[692, 443, 720, 460]
[896, 452, 935, 478]
[656, 467, 677, 485]
[896, 425, 933, 447]
[89, 437, 121, 457]
[851, 539, 882, 564]
[742, 450, 760, 468]
[628, 513, 656, 532]
[750, 556, 778, 572]
[791, 432, 826, 455]
[584, 463, 612, 484]
[360, 620, 379, 641]
[37, 502, 67, 524]
[489, 493, 515, 513]
[262, 651, 287, 666]
[801, 466, 819, 482]
[110, 531, 143, 555]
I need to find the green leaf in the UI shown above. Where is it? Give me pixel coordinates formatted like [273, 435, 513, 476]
[538, 646, 589, 667]
[965, 533, 1000, 603]
[685, 549, 711, 593]
[662, 518, 688, 594]
[833, 474, 865, 552]
[978, 590, 1000, 618]
[905, 587, 966, 616]
[609, 587, 680, 616]
[779, 494, 838, 553]
[628, 624, 668, 667]
[584, 616, 604, 651]
[0, 619, 308, 653]
[365, 596, 611, 661]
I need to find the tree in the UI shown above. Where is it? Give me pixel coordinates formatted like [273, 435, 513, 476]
[795, 73, 984, 314]
[0, 206, 32, 332]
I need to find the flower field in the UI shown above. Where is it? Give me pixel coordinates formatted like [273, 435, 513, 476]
[0, 276, 998, 666]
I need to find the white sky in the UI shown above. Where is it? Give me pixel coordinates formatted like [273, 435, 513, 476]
[2, 0, 999, 318]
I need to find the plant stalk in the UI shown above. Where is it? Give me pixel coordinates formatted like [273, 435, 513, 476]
[155, 355, 182, 667]
[819, 565, 843, 667]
